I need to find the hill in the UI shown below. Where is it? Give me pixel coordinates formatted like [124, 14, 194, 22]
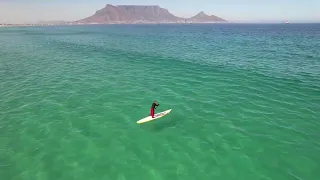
[187, 11, 226, 23]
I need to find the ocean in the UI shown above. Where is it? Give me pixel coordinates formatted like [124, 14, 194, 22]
[0, 23, 319, 180]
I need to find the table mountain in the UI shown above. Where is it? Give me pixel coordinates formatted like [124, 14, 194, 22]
[75, 4, 226, 24]
[76, 4, 183, 23]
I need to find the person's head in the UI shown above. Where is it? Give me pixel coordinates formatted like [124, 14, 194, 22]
[154, 100, 156, 103]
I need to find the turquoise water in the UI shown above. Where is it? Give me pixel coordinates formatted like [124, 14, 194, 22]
[0, 24, 319, 180]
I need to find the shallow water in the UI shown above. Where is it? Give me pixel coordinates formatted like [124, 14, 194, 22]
[0, 23, 319, 180]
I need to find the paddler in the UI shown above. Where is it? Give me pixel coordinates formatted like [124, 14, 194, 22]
[150, 101, 159, 118]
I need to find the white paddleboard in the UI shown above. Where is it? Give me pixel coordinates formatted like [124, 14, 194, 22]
[137, 109, 172, 124]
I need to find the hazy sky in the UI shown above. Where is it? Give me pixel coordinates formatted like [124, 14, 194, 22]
[0, 0, 319, 23]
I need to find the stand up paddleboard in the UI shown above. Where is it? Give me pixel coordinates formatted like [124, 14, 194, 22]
[137, 109, 172, 124]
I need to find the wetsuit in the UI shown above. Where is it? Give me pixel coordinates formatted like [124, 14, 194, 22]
[150, 102, 159, 118]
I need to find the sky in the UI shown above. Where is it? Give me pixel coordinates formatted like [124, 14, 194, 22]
[0, 0, 319, 23]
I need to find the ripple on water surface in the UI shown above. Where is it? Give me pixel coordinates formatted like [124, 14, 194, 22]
[0, 24, 320, 180]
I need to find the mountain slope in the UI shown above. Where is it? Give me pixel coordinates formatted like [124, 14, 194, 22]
[76, 4, 183, 23]
[187, 11, 226, 22]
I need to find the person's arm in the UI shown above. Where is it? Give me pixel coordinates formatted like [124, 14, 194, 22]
[156, 103, 160, 106]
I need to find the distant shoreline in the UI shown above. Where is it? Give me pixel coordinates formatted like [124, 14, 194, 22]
[1, 22, 318, 28]
[0, 22, 228, 28]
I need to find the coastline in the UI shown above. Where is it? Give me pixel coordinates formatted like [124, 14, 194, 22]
[0, 21, 230, 28]
[1, 22, 318, 28]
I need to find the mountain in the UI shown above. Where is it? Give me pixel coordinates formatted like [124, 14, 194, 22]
[76, 4, 184, 23]
[187, 11, 226, 22]
[75, 4, 226, 24]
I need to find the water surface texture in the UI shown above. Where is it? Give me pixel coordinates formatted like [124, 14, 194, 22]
[1, 24, 320, 180]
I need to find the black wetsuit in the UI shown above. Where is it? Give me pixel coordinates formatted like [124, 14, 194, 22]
[151, 102, 159, 109]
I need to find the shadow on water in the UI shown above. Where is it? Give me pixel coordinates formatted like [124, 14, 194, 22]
[139, 114, 183, 132]
[153, 118, 180, 131]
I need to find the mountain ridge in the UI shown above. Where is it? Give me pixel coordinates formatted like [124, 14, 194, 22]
[75, 4, 227, 24]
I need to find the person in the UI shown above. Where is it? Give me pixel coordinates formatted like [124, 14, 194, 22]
[150, 101, 159, 118]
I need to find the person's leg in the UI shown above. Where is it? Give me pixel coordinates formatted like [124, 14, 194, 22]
[150, 108, 154, 118]
[150, 108, 153, 117]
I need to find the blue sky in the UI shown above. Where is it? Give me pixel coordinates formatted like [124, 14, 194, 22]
[0, 0, 319, 23]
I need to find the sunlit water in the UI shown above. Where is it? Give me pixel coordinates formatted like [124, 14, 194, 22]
[0, 24, 319, 180]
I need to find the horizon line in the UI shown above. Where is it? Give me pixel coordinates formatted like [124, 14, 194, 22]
[0, 21, 320, 27]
